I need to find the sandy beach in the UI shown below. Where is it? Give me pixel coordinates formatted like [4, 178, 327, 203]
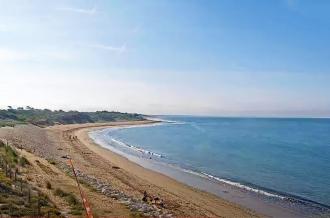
[0, 121, 260, 217]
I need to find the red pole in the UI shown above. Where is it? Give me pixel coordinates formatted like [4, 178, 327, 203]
[68, 158, 94, 218]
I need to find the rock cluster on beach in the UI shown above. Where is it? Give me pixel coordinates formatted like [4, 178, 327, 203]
[58, 162, 173, 217]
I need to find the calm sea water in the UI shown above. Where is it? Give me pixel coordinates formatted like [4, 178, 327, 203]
[93, 116, 330, 207]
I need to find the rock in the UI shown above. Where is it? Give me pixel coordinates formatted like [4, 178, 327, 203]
[58, 163, 172, 217]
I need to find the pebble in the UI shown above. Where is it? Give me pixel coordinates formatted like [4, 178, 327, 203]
[58, 162, 172, 217]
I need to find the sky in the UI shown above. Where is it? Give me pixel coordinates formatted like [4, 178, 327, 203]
[0, 0, 330, 117]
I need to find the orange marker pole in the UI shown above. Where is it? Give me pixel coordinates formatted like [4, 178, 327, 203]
[68, 158, 94, 218]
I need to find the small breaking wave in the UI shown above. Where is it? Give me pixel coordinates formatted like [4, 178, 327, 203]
[107, 130, 285, 200]
[110, 138, 164, 158]
[180, 168, 285, 199]
[200, 172, 286, 199]
[146, 116, 186, 125]
[91, 128, 330, 214]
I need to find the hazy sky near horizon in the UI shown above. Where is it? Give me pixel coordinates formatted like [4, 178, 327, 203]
[0, 0, 330, 116]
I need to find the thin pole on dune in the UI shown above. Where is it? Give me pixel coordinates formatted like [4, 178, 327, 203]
[68, 158, 94, 218]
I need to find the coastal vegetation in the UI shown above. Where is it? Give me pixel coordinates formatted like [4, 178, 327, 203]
[54, 188, 83, 215]
[0, 106, 145, 127]
[0, 140, 60, 216]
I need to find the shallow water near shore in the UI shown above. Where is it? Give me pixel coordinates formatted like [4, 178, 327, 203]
[89, 116, 330, 217]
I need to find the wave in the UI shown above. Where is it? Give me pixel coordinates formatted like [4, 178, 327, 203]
[91, 129, 330, 213]
[199, 172, 286, 199]
[103, 122, 164, 132]
[107, 137, 286, 200]
[187, 171, 330, 210]
[145, 116, 186, 125]
[104, 130, 286, 200]
[180, 168, 285, 199]
[110, 138, 164, 158]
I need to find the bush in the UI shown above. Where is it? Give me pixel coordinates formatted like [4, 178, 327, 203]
[53, 188, 83, 214]
[5, 146, 17, 158]
[54, 188, 66, 197]
[18, 156, 29, 167]
[46, 181, 52, 189]
[66, 194, 78, 206]
[47, 159, 56, 165]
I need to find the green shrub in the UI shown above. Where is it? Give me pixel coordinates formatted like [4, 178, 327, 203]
[53, 188, 83, 214]
[47, 159, 56, 165]
[54, 188, 67, 197]
[67, 195, 78, 206]
[70, 209, 83, 215]
[5, 146, 17, 158]
[18, 156, 29, 167]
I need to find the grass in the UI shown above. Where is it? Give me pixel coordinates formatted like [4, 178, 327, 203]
[0, 142, 60, 216]
[46, 158, 56, 165]
[130, 212, 147, 218]
[0, 120, 24, 127]
[3, 145, 18, 164]
[0, 171, 12, 186]
[78, 178, 97, 192]
[35, 160, 57, 176]
[19, 156, 30, 166]
[0, 143, 29, 168]
[54, 188, 84, 215]
[0, 171, 59, 216]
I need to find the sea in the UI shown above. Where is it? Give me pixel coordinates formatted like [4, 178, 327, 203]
[89, 116, 330, 217]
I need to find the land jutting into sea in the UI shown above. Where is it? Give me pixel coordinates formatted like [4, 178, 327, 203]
[0, 108, 258, 217]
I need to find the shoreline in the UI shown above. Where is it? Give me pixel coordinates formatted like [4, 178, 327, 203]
[91, 122, 330, 207]
[82, 121, 330, 218]
[68, 121, 260, 217]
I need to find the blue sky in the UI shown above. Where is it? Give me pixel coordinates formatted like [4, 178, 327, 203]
[0, 0, 329, 116]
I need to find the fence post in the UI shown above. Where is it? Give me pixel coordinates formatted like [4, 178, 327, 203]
[28, 188, 31, 204]
[14, 168, 17, 181]
[4, 162, 7, 176]
[37, 192, 41, 216]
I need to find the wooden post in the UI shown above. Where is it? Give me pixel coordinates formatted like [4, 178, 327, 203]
[9, 203, 12, 216]
[14, 168, 17, 181]
[4, 161, 7, 176]
[28, 188, 31, 204]
[37, 192, 41, 216]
